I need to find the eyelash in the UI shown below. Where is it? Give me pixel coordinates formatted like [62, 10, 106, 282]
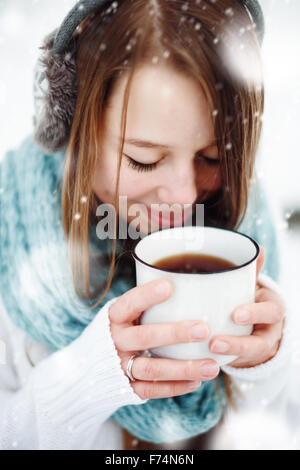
[126, 156, 158, 172]
[125, 154, 219, 173]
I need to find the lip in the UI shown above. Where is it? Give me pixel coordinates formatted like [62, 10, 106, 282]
[146, 204, 193, 228]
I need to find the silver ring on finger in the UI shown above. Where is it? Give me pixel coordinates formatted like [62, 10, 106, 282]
[126, 354, 139, 382]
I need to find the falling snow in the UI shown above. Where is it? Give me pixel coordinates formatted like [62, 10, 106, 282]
[215, 82, 223, 91]
[225, 8, 234, 17]
[0, 0, 299, 451]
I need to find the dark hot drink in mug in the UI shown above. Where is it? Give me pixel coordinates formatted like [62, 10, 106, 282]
[153, 253, 237, 274]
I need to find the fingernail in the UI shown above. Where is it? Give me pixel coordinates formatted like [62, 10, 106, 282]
[190, 324, 209, 340]
[211, 340, 229, 353]
[188, 381, 202, 389]
[200, 363, 219, 377]
[235, 309, 251, 323]
[154, 281, 171, 297]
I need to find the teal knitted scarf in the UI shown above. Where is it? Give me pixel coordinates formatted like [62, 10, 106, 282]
[0, 135, 279, 444]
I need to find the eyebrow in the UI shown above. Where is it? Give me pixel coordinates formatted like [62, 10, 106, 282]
[124, 138, 218, 150]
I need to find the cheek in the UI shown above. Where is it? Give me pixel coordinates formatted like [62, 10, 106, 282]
[93, 156, 154, 203]
[118, 165, 153, 199]
[92, 157, 117, 203]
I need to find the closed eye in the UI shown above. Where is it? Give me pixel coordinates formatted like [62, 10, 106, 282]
[195, 155, 220, 166]
[124, 154, 159, 172]
[124, 153, 220, 173]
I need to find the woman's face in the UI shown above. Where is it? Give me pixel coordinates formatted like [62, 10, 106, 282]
[92, 64, 222, 235]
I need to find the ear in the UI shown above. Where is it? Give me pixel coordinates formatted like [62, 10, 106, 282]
[256, 244, 265, 280]
[32, 29, 78, 154]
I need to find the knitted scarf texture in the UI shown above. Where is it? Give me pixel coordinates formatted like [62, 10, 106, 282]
[0, 135, 279, 443]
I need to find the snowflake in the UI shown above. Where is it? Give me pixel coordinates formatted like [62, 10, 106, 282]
[260, 398, 270, 407]
[240, 382, 253, 392]
[285, 211, 293, 220]
[215, 82, 224, 91]
[225, 8, 234, 17]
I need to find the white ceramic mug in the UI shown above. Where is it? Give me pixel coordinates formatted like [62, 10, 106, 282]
[132, 226, 259, 366]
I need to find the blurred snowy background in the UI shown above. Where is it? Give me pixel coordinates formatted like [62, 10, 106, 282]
[0, 0, 299, 449]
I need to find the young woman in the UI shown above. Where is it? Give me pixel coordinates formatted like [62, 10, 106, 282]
[0, 0, 290, 450]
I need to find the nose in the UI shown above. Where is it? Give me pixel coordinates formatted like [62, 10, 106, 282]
[157, 160, 198, 207]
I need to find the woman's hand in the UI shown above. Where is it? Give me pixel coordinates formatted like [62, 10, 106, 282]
[108, 279, 220, 400]
[209, 246, 286, 368]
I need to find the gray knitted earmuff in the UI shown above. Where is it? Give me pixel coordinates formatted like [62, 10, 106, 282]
[32, 0, 265, 154]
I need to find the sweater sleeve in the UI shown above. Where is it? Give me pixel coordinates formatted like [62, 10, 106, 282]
[0, 296, 147, 450]
[221, 273, 292, 411]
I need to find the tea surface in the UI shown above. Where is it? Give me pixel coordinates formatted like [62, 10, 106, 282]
[153, 253, 237, 273]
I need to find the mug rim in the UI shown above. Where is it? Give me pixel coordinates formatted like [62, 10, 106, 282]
[131, 225, 260, 275]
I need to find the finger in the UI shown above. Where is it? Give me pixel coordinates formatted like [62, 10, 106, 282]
[209, 334, 268, 359]
[109, 279, 173, 324]
[116, 320, 210, 351]
[256, 245, 265, 280]
[255, 286, 286, 312]
[232, 300, 284, 325]
[128, 357, 219, 382]
[221, 324, 282, 367]
[131, 380, 203, 400]
[252, 322, 283, 356]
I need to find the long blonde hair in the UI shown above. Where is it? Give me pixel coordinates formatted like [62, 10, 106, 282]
[62, 0, 263, 311]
